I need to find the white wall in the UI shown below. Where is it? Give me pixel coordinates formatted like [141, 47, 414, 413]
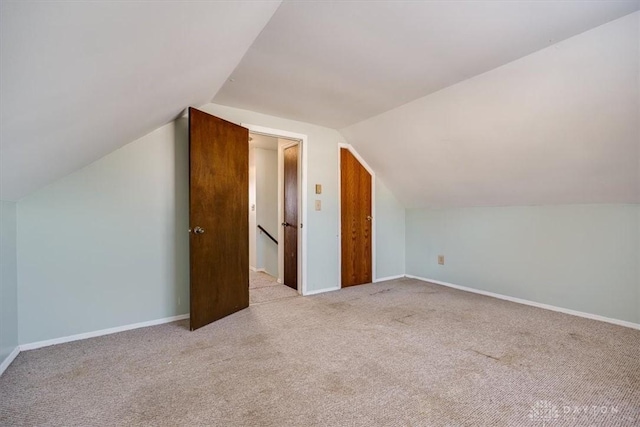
[406, 205, 640, 324]
[17, 119, 190, 344]
[254, 147, 278, 276]
[1, 201, 18, 369]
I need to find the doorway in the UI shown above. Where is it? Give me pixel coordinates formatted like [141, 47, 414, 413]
[188, 109, 308, 331]
[248, 133, 279, 280]
[246, 125, 308, 301]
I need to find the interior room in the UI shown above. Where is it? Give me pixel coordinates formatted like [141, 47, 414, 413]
[1, 1, 639, 426]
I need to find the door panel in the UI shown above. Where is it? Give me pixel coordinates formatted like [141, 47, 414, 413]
[283, 144, 299, 290]
[341, 148, 372, 287]
[189, 107, 249, 331]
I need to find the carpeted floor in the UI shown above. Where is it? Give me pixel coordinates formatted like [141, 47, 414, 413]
[1, 278, 639, 426]
[249, 271, 298, 304]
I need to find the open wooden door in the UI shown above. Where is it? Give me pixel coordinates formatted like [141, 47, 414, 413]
[189, 107, 249, 331]
[282, 144, 299, 290]
[340, 148, 372, 287]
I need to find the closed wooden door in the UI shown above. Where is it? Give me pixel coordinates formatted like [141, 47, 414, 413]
[189, 107, 249, 331]
[341, 148, 372, 287]
[283, 144, 298, 290]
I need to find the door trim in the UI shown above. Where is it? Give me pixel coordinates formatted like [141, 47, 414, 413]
[337, 143, 376, 288]
[243, 124, 308, 296]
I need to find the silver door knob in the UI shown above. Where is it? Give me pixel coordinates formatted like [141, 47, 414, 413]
[192, 226, 205, 234]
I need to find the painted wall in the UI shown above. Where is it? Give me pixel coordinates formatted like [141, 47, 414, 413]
[406, 205, 640, 324]
[375, 179, 405, 280]
[15, 104, 406, 344]
[200, 104, 342, 292]
[255, 148, 278, 277]
[1, 201, 18, 367]
[17, 119, 190, 344]
[339, 12, 639, 327]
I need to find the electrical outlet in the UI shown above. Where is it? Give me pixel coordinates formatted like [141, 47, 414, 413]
[315, 200, 321, 211]
[438, 255, 445, 265]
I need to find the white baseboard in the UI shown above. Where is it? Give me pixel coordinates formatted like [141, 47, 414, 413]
[374, 274, 405, 283]
[304, 286, 340, 296]
[20, 313, 190, 351]
[250, 267, 266, 273]
[405, 275, 640, 331]
[0, 346, 20, 377]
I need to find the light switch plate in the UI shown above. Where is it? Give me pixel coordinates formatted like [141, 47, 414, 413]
[315, 184, 322, 194]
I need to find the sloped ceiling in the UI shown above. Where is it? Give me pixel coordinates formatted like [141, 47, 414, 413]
[214, 1, 639, 129]
[341, 12, 640, 208]
[2, 1, 638, 207]
[0, 1, 281, 201]
[216, 0, 639, 208]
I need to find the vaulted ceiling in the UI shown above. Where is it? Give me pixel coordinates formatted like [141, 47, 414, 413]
[215, 1, 639, 129]
[2, 1, 638, 206]
[341, 11, 639, 208]
[0, 1, 281, 201]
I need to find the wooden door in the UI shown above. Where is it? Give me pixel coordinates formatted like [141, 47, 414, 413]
[340, 148, 372, 287]
[283, 144, 298, 290]
[189, 107, 249, 331]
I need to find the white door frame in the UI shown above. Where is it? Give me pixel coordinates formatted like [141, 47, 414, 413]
[337, 143, 376, 288]
[243, 124, 308, 296]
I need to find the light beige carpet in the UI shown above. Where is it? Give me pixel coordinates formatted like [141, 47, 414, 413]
[249, 271, 298, 304]
[1, 278, 639, 426]
[249, 271, 280, 289]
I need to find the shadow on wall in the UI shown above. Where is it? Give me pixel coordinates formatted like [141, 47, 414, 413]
[174, 116, 190, 315]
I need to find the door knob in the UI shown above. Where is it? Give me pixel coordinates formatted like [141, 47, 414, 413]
[282, 222, 290, 227]
[366, 216, 373, 221]
[191, 226, 205, 234]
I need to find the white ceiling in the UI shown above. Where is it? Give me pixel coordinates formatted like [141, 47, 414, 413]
[2, 1, 638, 207]
[341, 12, 639, 208]
[0, 0, 281, 201]
[214, 1, 640, 129]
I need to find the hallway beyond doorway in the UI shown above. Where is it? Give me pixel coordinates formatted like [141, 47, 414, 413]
[249, 271, 298, 305]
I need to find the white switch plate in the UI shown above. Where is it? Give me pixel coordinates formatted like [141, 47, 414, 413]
[315, 200, 321, 211]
